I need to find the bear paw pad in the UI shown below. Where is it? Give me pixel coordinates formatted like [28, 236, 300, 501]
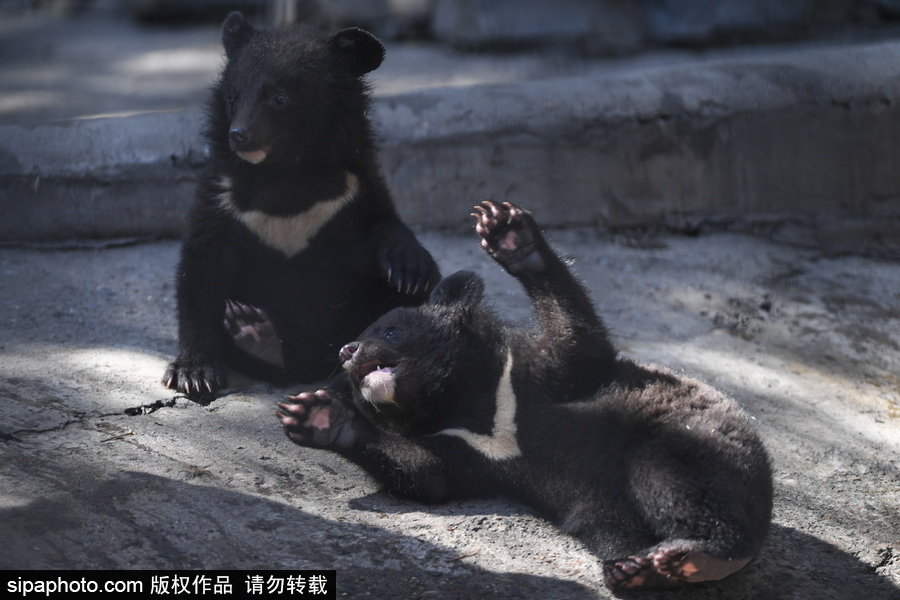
[223, 300, 284, 367]
[473, 200, 545, 274]
[603, 543, 751, 590]
[277, 389, 357, 449]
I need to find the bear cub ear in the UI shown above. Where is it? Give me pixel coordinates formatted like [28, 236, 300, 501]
[222, 11, 255, 59]
[328, 28, 386, 76]
[429, 271, 485, 308]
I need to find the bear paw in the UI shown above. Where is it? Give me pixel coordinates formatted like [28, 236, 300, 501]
[162, 357, 226, 400]
[473, 200, 546, 274]
[378, 243, 438, 297]
[603, 554, 664, 590]
[223, 300, 284, 367]
[277, 389, 358, 449]
[603, 543, 749, 590]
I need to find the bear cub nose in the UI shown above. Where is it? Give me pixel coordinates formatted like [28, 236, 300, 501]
[228, 127, 250, 150]
[340, 343, 359, 364]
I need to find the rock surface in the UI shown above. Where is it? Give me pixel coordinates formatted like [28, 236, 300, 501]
[1, 228, 897, 598]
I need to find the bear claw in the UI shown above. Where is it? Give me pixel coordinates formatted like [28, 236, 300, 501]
[378, 243, 436, 298]
[473, 200, 545, 274]
[162, 358, 226, 400]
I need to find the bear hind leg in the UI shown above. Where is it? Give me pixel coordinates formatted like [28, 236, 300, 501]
[608, 445, 770, 590]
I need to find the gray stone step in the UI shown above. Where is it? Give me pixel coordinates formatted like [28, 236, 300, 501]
[3, 31, 900, 244]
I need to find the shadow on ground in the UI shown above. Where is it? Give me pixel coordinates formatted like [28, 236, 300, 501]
[0, 468, 595, 599]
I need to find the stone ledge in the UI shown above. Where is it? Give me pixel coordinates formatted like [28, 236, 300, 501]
[3, 40, 900, 242]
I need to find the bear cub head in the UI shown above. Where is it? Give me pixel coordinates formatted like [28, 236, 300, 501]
[212, 11, 385, 166]
[339, 271, 506, 435]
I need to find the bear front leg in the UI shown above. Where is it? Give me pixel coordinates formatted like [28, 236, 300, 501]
[474, 201, 618, 396]
[371, 219, 441, 298]
[278, 389, 487, 504]
[164, 283, 229, 399]
[163, 224, 238, 399]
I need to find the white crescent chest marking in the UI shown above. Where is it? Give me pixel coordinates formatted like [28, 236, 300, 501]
[437, 349, 522, 461]
[217, 173, 359, 257]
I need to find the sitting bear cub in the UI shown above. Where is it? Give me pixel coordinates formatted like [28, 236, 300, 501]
[163, 12, 438, 399]
[278, 201, 772, 590]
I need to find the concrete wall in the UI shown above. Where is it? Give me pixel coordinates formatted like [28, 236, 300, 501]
[3, 27, 900, 242]
[377, 43, 900, 230]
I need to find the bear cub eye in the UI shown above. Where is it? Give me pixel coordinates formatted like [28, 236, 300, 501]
[273, 93, 288, 107]
[383, 327, 399, 340]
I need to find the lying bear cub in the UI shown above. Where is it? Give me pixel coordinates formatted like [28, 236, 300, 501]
[278, 201, 773, 591]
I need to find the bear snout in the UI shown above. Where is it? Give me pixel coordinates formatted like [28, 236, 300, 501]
[339, 342, 359, 365]
[228, 127, 251, 151]
[229, 125, 269, 164]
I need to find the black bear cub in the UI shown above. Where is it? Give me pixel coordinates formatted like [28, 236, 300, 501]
[163, 12, 439, 399]
[278, 201, 773, 591]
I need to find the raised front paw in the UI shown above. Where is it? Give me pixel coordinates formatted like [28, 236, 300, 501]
[473, 200, 546, 274]
[277, 389, 358, 449]
[162, 356, 226, 399]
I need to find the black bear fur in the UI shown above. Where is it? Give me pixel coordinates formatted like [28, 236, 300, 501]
[163, 12, 439, 399]
[278, 201, 773, 591]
